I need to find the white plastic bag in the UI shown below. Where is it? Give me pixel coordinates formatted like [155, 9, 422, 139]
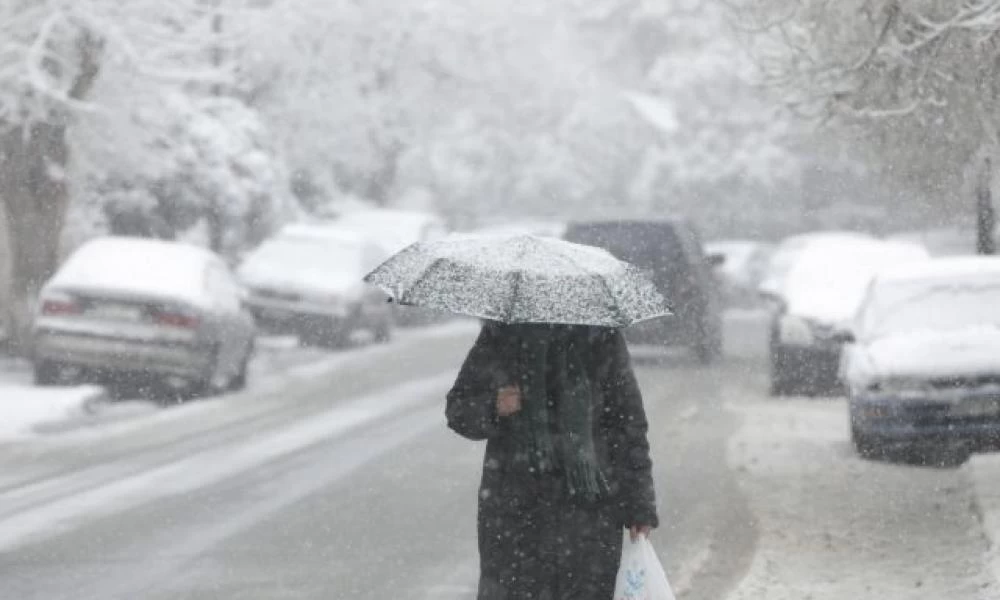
[613, 531, 676, 600]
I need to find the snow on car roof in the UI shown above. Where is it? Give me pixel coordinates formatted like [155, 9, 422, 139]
[782, 239, 929, 323]
[47, 237, 217, 307]
[874, 256, 1000, 285]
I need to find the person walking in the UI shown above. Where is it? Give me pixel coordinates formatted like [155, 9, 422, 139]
[447, 321, 659, 600]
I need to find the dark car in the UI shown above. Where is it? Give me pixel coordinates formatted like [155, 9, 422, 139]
[563, 219, 723, 363]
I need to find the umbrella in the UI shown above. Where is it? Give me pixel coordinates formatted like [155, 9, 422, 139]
[363, 233, 672, 327]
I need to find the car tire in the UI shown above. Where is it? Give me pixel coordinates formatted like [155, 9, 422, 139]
[851, 426, 881, 459]
[33, 360, 63, 386]
[188, 346, 221, 399]
[228, 347, 252, 392]
[693, 315, 723, 365]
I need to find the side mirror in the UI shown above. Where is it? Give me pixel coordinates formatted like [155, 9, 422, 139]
[706, 253, 726, 268]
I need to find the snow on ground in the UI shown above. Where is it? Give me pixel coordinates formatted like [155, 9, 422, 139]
[724, 396, 998, 600]
[967, 455, 1000, 585]
[0, 375, 104, 440]
[0, 320, 480, 442]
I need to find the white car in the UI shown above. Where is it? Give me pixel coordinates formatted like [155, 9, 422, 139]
[32, 237, 256, 395]
[758, 231, 876, 298]
[767, 238, 928, 395]
[238, 230, 392, 347]
[335, 208, 449, 326]
[335, 208, 448, 254]
[842, 257, 1000, 455]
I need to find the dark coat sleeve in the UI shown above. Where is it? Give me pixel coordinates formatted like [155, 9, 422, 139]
[603, 331, 659, 528]
[446, 327, 505, 441]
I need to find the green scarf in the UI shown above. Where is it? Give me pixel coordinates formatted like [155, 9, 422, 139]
[504, 324, 609, 500]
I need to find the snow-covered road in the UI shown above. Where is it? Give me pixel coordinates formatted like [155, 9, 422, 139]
[2, 313, 1000, 599]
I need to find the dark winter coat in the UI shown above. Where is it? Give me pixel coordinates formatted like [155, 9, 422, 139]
[446, 324, 658, 600]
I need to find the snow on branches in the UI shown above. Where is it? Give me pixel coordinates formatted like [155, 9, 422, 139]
[741, 0, 1000, 204]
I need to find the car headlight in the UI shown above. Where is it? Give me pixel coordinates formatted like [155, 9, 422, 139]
[778, 314, 815, 346]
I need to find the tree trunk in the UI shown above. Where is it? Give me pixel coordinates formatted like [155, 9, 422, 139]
[0, 123, 73, 354]
[977, 157, 996, 255]
[0, 31, 102, 355]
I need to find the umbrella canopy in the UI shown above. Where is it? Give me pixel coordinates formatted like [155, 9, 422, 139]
[363, 234, 672, 327]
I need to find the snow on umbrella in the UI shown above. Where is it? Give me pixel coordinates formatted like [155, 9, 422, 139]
[363, 234, 672, 327]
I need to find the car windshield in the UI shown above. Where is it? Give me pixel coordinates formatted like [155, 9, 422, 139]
[864, 281, 1000, 339]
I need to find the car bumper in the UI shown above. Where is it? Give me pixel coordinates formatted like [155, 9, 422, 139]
[851, 391, 1000, 445]
[33, 330, 211, 379]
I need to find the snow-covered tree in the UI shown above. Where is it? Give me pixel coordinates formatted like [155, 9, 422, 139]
[741, 0, 1000, 223]
[573, 0, 803, 229]
[0, 0, 282, 349]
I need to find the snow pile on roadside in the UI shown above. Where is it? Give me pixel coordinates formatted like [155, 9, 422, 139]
[0, 384, 104, 439]
[967, 454, 1000, 584]
[724, 400, 997, 600]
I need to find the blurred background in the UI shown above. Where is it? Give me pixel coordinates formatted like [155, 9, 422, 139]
[2, 0, 996, 354]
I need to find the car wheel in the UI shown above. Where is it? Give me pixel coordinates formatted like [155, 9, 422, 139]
[33, 360, 63, 386]
[693, 316, 722, 365]
[228, 347, 252, 392]
[188, 346, 222, 399]
[851, 426, 881, 459]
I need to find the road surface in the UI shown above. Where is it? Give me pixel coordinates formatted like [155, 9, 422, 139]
[1, 318, 998, 599]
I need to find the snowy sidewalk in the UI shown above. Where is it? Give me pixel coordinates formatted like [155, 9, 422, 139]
[0, 382, 105, 440]
[724, 397, 998, 600]
[967, 454, 1000, 585]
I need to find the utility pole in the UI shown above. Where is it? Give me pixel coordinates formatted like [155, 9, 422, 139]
[977, 156, 996, 255]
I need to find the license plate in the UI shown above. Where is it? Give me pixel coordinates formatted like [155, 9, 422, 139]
[952, 398, 1000, 418]
[87, 303, 142, 321]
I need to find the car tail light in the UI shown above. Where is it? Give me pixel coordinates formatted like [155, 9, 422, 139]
[41, 298, 81, 316]
[154, 311, 200, 329]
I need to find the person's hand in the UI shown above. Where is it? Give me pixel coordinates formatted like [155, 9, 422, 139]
[497, 385, 522, 417]
[629, 525, 653, 542]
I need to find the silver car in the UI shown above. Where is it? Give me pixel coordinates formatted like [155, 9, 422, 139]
[238, 229, 393, 347]
[32, 237, 256, 395]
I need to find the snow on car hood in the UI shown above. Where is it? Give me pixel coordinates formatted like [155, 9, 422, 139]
[859, 327, 1000, 382]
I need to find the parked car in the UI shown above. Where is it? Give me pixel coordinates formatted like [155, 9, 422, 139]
[758, 231, 876, 299]
[705, 240, 773, 307]
[766, 238, 928, 396]
[563, 219, 724, 363]
[335, 209, 449, 326]
[335, 208, 448, 254]
[32, 237, 256, 395]
[842, 257, 1000, 456]
[238, 230, 392, 347]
